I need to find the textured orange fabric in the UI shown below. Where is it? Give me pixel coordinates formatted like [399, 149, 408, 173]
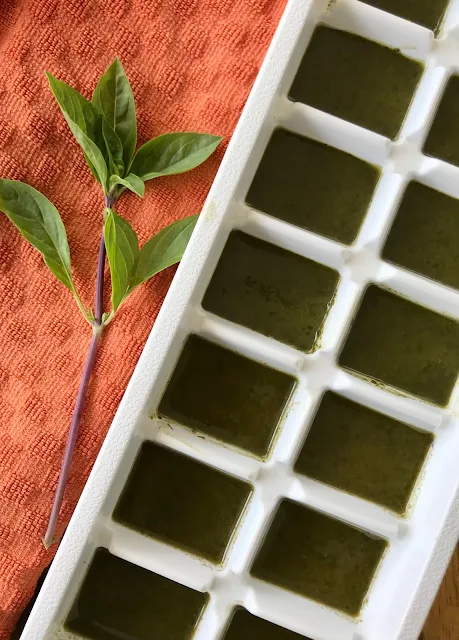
[0, 0, 286, 636]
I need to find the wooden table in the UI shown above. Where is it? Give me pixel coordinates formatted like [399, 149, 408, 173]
[422, 546, 459, 640]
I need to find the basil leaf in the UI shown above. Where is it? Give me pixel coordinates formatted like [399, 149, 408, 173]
[0, 179, 74, 290]
[102, 118, 124, 177]
[104, 208, 139, 312]
[92, 58, 137, 170]
[46, 72, 108, 189]
[109, 173, 145, 198]
[130, 214, 197, 290]
[84, 152, 102, 182]
[130, 133, 221, 181]
[104, 212, 197, 313]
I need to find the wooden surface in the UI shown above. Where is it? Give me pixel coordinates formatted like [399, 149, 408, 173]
[422, 546, 459, 640]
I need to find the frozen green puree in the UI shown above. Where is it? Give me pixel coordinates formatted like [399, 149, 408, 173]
[424, 76, 459, 168]
[246, 128, 379, 244]
[65, 548, 208, 640]
[159, 335, 295, 457]
[251, 501, 386, 615]
[289, 26, 423, 139]
[203, 231, 339, 352]
[295, 392, 433, 513]
[360, 0, 449, 31]
[114, 442, 252, 564]
[383, 182, 459, 290]
[339, 286, 459, 406]
[223, 608, 311, 639]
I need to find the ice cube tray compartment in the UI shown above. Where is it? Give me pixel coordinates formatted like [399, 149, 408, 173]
[222, 607, 313, 640]
[359, 0, 450, 31]
[22, 1, 459, 639]
[382, 181, 459, 290]
[245, 129, 381, 244]
[158, 334, 297, 457]
[202, 230, 341, 351]
[293, 392, 433, 514]
[65, 549, 209, 640]
[113, 441, 253, 564]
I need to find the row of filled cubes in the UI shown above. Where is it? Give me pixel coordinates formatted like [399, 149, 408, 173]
[65, 378, 432, 637]
[203, 230, 459, 406]
[116, 393, 431, 559]
[67, 549, 318, 640]
[67, 489, 387, 639]
[248, 128, 459, 286]
[157, 334, 434, 509]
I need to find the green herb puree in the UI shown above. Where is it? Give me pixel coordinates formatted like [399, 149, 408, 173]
[289, 26, 423, 139]
[251, 500, 386, 616]
[65, 548, 208, 640]
[383, 182, 459, 290]
[223, 608, 311, 639]
[339, 286, 459, 406]
[246, 128, 379, 244]
[359, 0, 449, 32]
[423, 76, 459, 168]
[295, 392, 433, 513]
[203, 231, 339, 352]
[159, 335, 296, 457]
[114, 442, 252, 564]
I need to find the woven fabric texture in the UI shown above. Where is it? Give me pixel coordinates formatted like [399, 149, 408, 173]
[0, 0, 286, 636]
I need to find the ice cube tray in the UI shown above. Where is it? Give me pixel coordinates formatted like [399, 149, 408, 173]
[21, 0, 459, 639]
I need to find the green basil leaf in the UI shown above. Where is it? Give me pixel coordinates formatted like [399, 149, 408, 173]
[0, 179, 74, 290]
[104, 208, 139, 312]
[46, 72, 108, 189]
[102, 118, 124, 176]
[92, 58, 137, 170]
[130, 214, 198, 290]
[83, 152, 102, 182]
[130, 133, 221, 181]
[109, 173, 145, 198]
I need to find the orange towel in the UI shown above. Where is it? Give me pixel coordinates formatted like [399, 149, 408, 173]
[0, 0, 286, 635]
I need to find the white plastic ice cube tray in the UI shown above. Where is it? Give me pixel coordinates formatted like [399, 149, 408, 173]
[22, 0, 459, 639]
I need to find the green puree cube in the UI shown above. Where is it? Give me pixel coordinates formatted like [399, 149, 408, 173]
[223, 608, 311, 639]
[203, 231, 340, 352]
[289, 26, 423, 139]
[359, 0, 449, 31]
[383, 182, 459, 290]
[295, 392, 433, 513]
[159, 335, 295, 457]
[114, 442, 252, 564]
[339, 286, 459, 406]
[65, 549, 208, 640]
[246, 129, 379, 244]
[251, 500, 386, 615]
[424, 76, 459, 168]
